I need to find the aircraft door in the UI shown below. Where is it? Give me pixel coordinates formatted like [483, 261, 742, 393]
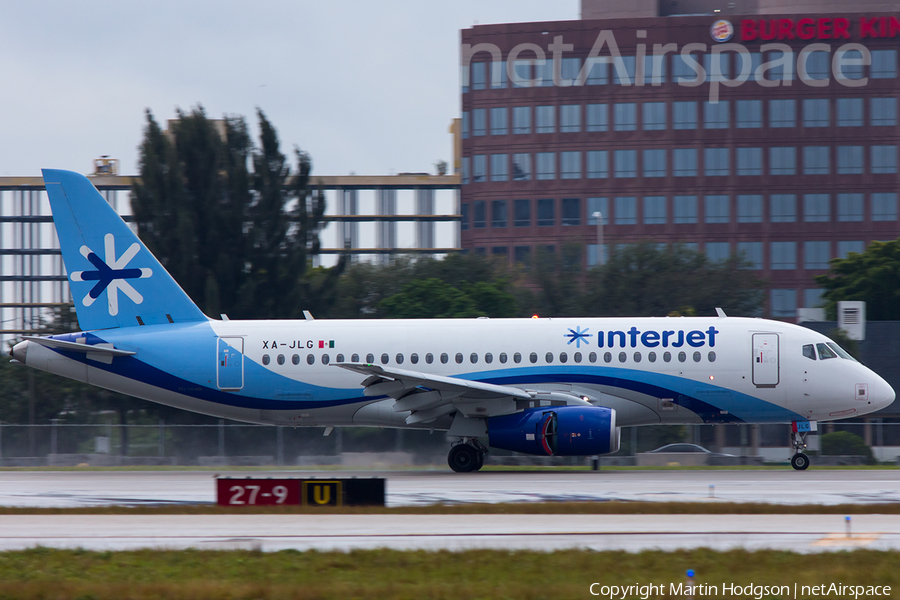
[752, 333, 779, 388]
[217, 337, 244, 391]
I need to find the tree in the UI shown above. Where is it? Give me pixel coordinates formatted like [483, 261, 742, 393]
[132, 106, 343, 320]
[814, 239, 900, 320]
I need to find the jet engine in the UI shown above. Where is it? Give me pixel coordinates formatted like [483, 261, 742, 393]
[487, 406, 619, 456]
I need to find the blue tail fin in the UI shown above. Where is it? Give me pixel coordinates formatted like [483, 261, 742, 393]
[42, 169, 208, 330]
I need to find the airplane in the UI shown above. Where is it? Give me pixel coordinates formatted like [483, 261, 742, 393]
[9, 169, 895, 472]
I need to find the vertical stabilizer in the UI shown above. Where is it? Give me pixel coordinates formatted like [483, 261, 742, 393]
[42, 169, 207, 330]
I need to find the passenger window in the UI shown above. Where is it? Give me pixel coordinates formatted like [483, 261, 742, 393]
[426, 353, 434, 364]
[485, 353, 493, 364]
[456, 353, 464, 364]
[336, 354, 345, 363]
[366, 353, 375, 364]
[410, 353, 419, 364]
[292, 354, 300, 365]
[604, 352, 612, 363]
[559, 352, 568, 363]
[817, 343, 837, 360]
[381, 353, 389, 364]
[441, 353, 449, 364]
[545, 352, 553, 363]
[618, 352, 627, 363]
[262, 354, 270, 365]
[322, 354, 330, 365]
[276, 354, 285, 366]
[351, 353, 359, 362]
[693, 351, 701, 362]
[633, 352, 641, 363]
[574, 352, 582, 363]
[529, 352, 538, 363]
[514, 352, 522, 363]
[678, 351, 686, 362]
[663, 351, 671, 362]
[708, 351, 716, 363]
[307, 354, 315, 365]
[470, 353, 478, 364]
[589, 352, 597, 363]
[648, 352, 657, 363]
[802, 344, 816, 360]
[396, 353, 404, 364]
[499, 352, 507, 363]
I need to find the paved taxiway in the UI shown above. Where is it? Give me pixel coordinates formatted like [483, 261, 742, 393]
[0, 469, 898, 507]
[0, 469, 897, 552]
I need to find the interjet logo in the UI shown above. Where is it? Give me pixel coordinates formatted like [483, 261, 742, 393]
[70, 233, 152, 316]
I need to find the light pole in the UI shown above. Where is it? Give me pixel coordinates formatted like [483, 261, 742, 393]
[592, 211, 604, 266]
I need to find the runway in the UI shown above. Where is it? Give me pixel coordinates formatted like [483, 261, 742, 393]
[0, 469, 898, 507]
[0, 469, 897, 552]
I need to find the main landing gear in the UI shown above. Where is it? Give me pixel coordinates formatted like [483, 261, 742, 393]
[790, 428, 810, 471]
[448, 438, 488, 473]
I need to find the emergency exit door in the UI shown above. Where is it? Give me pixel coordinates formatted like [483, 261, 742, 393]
[217, 337, 244, 390]
[752, 333, 779, 388]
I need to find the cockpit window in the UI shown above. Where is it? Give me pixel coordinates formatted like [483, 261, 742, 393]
[816, 343, 837, 360]
[802, 344, 816, 360]
[827, 342, 858, 362]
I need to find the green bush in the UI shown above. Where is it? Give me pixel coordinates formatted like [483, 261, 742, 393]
[821, 431, 875, 464]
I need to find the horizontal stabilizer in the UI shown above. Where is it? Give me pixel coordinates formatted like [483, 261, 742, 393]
[23, 336, 136, 357]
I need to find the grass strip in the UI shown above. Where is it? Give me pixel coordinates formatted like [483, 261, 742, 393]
[0, 548, 896, 599]
[0, 501, 898, 515]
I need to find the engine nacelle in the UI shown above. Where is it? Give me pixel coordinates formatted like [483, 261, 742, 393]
[487, 406, 619, 456]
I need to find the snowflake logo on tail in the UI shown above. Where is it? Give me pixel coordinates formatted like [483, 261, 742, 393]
[70, 233, 153, 316]
[564, 326, 592, 348]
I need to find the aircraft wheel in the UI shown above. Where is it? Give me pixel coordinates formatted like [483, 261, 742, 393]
[448, 444, 479, 473]
[791, 452, 810, 471]
[474, 450, 485, 472]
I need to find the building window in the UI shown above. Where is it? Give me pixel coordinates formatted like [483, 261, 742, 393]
[587, 151, 608, 178]
[642, 54, 667, 84]
[871, 97, 897, 126]
[804, 289, 824, 308]
[614, 197, 637, 225]
[491, 154, 508, 182]
[838, 241, 865, 258]
[462, 157, 470, 185]
[536, 105, 555, 134]
[473, 155, 486, 182]
[771, 289, 797, 318]
[673, 148, 697, 177]
[560, 152, 581, 179]
[673, 195, 698, 224]
[703, 101, 729, 129]
[771, 241, 796, 269]
[871, 145, 897, 174]
[704, 195, 729, 224]
[803, 50, 830, 80]
[461, 203, 469, 231]
[562, 198, 580, 226]
[490, 60, 507, 88]
[804, 241, 831, 269]
[491, 200, 508, 228]
[614, 103, 637, 131]
[803, 99, 829, 127]
[737, 147, 762, 176]
[643, 102, 666, 130]
[836, 99, 863, 127]
[837, 193, 864, 222]
[704, 148, 729, 176]
[644, 196, 666, 224]
[613, 55, 635, 84]
[766, 49, 796, 82]
[673, 101, 697, 130]
[512, 153, 531, 181]
[490, 107, 508, 135]
[769, 147, 796, 175]
[586, 58, 608, 85]
[461, 111, 469, 139]
[737, 241, 763, 269]
[561, 57, 580, 84]
[770, 99, 796, 128]
[674, 52, 702, 81]
[871, 49, 897, 78]
[804, 194, 830, 222]
[492, 247, 507, 257]
[803, 146, 830, 175]
[737, 195, 763, 223]
[704, 53, 730, 82]
[514, 199, 531, 227]
[560, 105, 580, 133]
[536, 152, 555, 180]
[534, 59, 553, 87]
[537, 199, 554, 227]
[614, 150, 637, 178]
[587, 103, 608, 132]
[513, 106, 531, 134]
[872, 192, 898, 221]
[643, 149, 666, 178]
[837, 146, 863, 175]
[736, 100, 762, 128]
[706, 242, 730, 263]
[836, 48, 864, 80]
[473, 201, 485, 228]
[471, 62, 486, 90]
[588, 198, 608, 226]
[770, 194, 797, 223]
[472, 108, 486, 136]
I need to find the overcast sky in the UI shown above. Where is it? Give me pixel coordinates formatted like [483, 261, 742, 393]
[0, 1, 577, 178]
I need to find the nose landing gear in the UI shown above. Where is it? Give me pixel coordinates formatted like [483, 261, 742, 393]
[448, 438, 488, 473]
[790, 422, 812, 471]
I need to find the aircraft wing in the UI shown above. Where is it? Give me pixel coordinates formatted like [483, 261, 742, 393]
[334, 363, 588, 424]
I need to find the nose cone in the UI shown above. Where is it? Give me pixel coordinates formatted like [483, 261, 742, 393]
[10, 340, 29, 364]
[872, 374, 896, 411]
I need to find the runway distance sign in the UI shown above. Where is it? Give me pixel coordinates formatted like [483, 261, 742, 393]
[216, 477, 385, 507]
